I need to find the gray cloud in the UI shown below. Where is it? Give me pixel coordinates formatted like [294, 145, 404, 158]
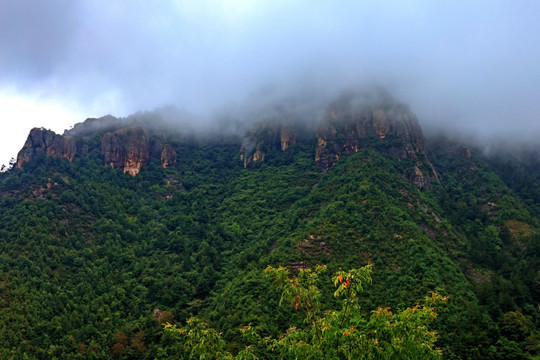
[1, 0, 539, 144]
[0, 1, 80, 82]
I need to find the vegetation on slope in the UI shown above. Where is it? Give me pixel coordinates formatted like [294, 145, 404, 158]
[0, 128, 537, 359]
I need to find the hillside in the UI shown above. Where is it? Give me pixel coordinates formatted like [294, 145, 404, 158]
[0, 90, 538, 359]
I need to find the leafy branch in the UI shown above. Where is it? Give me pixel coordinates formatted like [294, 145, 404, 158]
[165, 264, 447, 359]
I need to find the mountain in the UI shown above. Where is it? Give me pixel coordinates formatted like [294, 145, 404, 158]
[1, 89, 538, 359]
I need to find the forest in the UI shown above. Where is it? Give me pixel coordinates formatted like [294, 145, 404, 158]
[0, 105, 538, 359]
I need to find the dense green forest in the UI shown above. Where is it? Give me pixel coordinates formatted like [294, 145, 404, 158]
[0, 108, 538, 359]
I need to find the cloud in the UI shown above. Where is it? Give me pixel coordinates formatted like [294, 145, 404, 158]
[1, 0, 539, 167]
[0, 1, 79, 82]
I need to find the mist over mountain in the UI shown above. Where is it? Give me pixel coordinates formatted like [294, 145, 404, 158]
[1, 83, 539, 358]
[1, 1, 540, 358]
[1, 1, 540, 169]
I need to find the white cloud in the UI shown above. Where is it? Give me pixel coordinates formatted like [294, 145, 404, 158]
[0, 91, 84, 167]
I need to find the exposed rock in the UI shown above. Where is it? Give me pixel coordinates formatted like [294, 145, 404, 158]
[314, 121, 339, 169]
[458, 146, 478, 171]
[101, 127, 149, 176]
[160, 144, 177, 168]
[17, 87, 441, 189]
[150, 137, 165, 158]
[315, 92, 424, 167]
[239, 121, 282, 168]
[314, 90, 440, 189]
[162, 175, 183, 199]
[409, 165, 428, 189]
[101, 132, 125, 169]
[239, 119, 306, 168]
[252, 150, 265, 163]
[237, 89, 440, 189]
[280, 129, 296, 151]
[439, 143, 479, 173]
[21, 120, 172, 175]
[17, 128, 76, 168]
[124, 128, 150, 175]
[80, 144, 89, 155]
[372, 109, 390, 138]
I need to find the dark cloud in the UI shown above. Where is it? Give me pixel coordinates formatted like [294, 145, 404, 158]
[1, 0, 539, 143]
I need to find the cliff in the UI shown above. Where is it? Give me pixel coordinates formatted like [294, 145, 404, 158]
[239, 120, 302, 168]
[236, 89, 439, 189]
[17, 122, 178, 175]
[16, 88, 437, 185]
[16, 128, 76, 169]
[240, 121, 277, 168]
[101, 127, 150, 176]
[99, 127, 177, 175]
[160, 144, 177, 168]
[314, 90, 439, 189]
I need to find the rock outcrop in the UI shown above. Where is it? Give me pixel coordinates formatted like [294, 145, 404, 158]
[16, 87, 439, 187]
[160, 144, 177, 168]
[16, 128, 76, 168]
[280, 129, 297, 151]
[18, 120, 178, 175]
[314, 90, 439, 189]
[237, 89, 439, 188]
[240, 122, 278, 168]
[101, 127, 150, 176]
[239, 120, 302, 168]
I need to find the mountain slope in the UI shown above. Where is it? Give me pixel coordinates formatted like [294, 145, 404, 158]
[0, 90, 538, 359]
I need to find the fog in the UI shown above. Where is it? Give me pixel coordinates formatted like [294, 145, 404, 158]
[1, 0, 539, 166]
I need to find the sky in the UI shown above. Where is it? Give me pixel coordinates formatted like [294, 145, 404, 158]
[1, 0, 539, 167]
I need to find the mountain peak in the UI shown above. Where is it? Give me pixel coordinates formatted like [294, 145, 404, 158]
[313, 90, 439, 188]
[16, 87, 438, 187]
[16, 127, 76, 169]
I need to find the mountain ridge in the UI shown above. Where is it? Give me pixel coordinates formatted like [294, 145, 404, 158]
[1, 88, 538, 358]
[16, 89, 439, 189]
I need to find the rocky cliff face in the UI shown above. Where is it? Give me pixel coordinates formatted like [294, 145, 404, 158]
[160, 144, 177, 168]
[100, 127, 177, 174]
[239, 122, 277, 168]
[237, 89, 439, 189]
[314, 90, 439, 189]
[17, 121, 178, 175]
[16, 87, 438, 187]
[239, 120, 302, 168]
[16, 128, 76, 169]
[280, 129, 296, 151]
[101, 127, 150, 176]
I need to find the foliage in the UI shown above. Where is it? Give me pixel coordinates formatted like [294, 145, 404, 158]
[166, 264, 447, 359]
[0, 129, 537, 358]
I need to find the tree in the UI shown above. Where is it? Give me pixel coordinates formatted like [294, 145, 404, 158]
[165, 264, 447, 359]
